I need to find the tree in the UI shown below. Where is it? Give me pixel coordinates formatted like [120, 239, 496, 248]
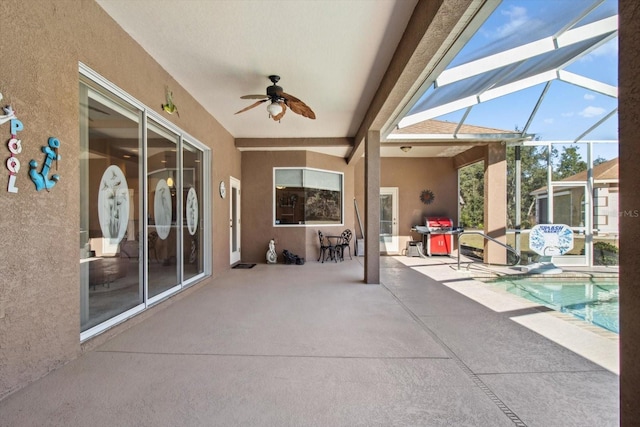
[462, 144, 589, 230]
[507, 145, 548, 229]
[553, 146, 587, 180]
[459, 161, 484, 228]
[594, 156, 608, 166]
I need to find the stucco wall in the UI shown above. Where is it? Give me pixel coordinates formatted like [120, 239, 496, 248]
[0, 0, 239, 398]
[383, 157, 458, 252]
[353, 156, 458, 254]
[241, 151, 355, 263]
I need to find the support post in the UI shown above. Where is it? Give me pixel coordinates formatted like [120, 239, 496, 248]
[515, 145, 521, 254]
[483, 144, 507, 264]
[365, 130, 380, 284]
[619, 1, 640, 422]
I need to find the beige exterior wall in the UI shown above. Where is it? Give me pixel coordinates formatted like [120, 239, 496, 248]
[240, 150, 355, 264]
[483, 145, 507, 264]
[381, 157, 458, 252]
[0, 0, 239, 398]
[353, 156, 459, 254]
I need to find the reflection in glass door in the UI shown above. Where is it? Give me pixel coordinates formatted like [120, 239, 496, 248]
[183, 141, 204, 283]
[380, 187, 399, 254]
[79, 83, 143, 333]
[147, 121, 180, 299]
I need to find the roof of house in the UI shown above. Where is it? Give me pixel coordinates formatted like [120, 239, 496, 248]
[531, 157, 618, 195]
[563, 157, 619, 181]
[391, 119, 514, 135]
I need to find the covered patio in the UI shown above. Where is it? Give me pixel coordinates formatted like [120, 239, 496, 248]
[1, 1, 635, 423]
[0, 257, 618, 426]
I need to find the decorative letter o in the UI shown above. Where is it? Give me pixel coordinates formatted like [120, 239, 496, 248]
[6, 156, 20, 173]
[7, 138, 21, 154]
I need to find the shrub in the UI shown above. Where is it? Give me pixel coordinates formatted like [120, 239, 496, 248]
[593, 241, 619, 266]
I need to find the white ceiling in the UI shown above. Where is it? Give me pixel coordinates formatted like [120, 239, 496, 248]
[96, 0, 420, 142]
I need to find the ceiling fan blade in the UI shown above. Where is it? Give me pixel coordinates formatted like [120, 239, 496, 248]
[272, 102, 287, 121]
[241, 94, 269, 100]
[282, 92, 316, 119]
[234, 99, 267, 115]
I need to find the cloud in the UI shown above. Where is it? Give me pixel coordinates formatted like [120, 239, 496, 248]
[579, 106, 606, 118]
[561, 112, 574, 117]
[579, 38, 618, 62]
[544, 118, 554, 124]
[495, 6, 529, 38]
[584, 94, 595, 100]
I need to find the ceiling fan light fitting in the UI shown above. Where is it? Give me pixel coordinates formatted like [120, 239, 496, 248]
[400, 146, 412, 152]
[267, 101, 283, 117]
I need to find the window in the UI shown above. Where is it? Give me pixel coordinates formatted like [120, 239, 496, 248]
[274, 168, 343, 226]
[79, 64, 210, 340]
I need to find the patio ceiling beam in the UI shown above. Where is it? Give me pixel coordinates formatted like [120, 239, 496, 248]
[553, 0, 606, 36]
[400, 61, 617, 128]
[386, 132, 529, 142]
[454, 106, 473, 137]
[479, 70, 558, 102]
[573, 107, 618, 142]
[400, 69, 560, 128]
[558, 70, 618, 98]
[235, 137, 353, 149]
[556, 15, 617, 48]
[435, 38, 554, 87]
[399, 96, 478, 128]
[434, 15, 617, 88]
[522, 81, 552, 135]
[383, 141, 488, 146]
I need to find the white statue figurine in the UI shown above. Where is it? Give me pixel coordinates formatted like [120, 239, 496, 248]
[266, 239, 277, 264]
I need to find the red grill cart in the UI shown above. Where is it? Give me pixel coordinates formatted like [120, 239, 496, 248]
[423, 217, 454, 256]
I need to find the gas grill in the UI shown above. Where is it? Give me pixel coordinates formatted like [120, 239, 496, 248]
[414, 217, 457, 256]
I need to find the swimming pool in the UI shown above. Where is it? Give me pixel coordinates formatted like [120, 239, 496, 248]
[489, 277, 619, 334]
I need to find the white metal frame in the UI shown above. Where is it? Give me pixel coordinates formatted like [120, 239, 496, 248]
[379, 187, 399, 254]
[399, 14, 618, 129]
[230, 176, 241, 265]
[79, 63, 211, 342]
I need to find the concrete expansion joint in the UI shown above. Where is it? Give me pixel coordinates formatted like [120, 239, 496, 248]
[476, 368, 610, 376]
[97, 350, 451, 360]
[380, 281, 529, 427]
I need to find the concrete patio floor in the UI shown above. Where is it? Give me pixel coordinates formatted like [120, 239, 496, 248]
[0, 256, 619, 426]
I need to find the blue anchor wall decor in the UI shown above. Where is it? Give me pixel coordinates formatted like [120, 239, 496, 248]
[29, 137, 61, 191]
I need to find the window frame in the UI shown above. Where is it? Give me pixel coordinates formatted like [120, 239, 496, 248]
[273, 166, 344, 227]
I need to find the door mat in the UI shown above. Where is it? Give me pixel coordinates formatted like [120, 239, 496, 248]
[232, 263, 256, 269]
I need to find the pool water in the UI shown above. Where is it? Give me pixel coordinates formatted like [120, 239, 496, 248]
[490, 278, 619, 334]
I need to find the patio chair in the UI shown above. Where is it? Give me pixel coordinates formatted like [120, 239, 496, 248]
[336, 229, 353, 260]
[317, 230, 337, 263]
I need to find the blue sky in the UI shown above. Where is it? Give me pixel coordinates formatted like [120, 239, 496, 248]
[433, 0, 618, 159]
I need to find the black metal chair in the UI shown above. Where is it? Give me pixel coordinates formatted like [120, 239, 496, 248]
[318, 231, 337, 263]
[336, 229, 353, 260]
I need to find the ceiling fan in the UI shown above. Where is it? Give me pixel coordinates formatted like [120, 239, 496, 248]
[235, 75, 316, 122]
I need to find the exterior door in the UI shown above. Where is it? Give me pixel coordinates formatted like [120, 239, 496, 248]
[230, 177, 241, 264]
[549, 183, 589, 266]
[380, 187, 399, 254]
